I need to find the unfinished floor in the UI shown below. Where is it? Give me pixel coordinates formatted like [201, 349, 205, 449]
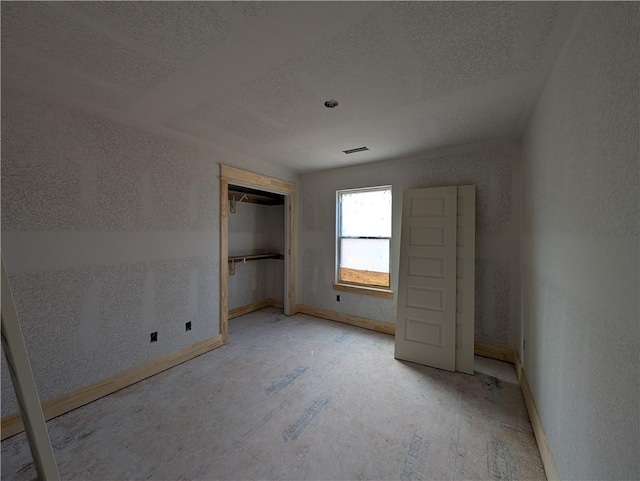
[1, 308, 545, 480]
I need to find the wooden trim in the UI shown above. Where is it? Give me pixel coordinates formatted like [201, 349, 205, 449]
[332, 283, 394, 299]
[473, 341, 515, 363]
[221, 165, 295, 195]
[275, 300, 559, 480]
[220, 176, 229, 343]
[293, 307, 520, 369]
[228, 298, 285, 319]
[295, 304, 396, 335]
[1, 334, 224, 441]
[515, 352, 560, 481]
[290, 303, 559, 479]
[220, 165, 296, 329]
[267, 298, 284, 309]
[229, 299, 271, 319]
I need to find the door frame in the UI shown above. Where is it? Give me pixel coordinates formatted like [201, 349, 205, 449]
[219, 165, 296, 343]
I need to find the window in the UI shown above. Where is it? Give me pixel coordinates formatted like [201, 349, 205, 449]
[336, 186, 392, 289]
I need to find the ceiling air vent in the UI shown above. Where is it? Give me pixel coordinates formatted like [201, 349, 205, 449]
[342, 146, 369, 154]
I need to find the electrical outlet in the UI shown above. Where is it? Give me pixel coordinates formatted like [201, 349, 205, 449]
[336, 295, 340, 302]
[150, 332, 158, 343]
[185, 322, 192, 331]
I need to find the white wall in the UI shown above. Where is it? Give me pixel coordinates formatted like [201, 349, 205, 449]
[520, 3, 639, 479]
[0, 90, 296, 416]
[299, 138, 522, 348]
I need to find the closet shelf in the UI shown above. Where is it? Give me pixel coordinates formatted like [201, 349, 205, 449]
[228, 253, 283, 276]
[228, 253, 283, 263]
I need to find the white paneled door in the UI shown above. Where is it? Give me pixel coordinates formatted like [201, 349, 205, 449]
[395, 187, 458, 371]
[395, 185, 475, 373]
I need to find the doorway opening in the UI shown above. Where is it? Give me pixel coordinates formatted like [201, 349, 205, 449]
[219, 165, 295, 343]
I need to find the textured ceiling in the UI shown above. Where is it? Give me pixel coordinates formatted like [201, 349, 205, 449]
[1, 2, 579, 173]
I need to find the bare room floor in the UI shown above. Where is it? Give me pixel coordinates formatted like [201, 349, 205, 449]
[1, 308, 545, 481]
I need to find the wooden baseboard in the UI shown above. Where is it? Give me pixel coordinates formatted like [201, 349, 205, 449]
[1, 334, 224, 441]
[229, 299, 270, 319]
[293, 306, 521, 368]
[515, 352, 560, 481]
[473, 341, 516, 363]
[228, 298, 283, 319]
[295, 304, 396, 335]
[292, 309, 552, 479]
[267, 298, 284, 309]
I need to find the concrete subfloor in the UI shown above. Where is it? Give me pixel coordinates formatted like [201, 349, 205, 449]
[1, 308, 546, 480]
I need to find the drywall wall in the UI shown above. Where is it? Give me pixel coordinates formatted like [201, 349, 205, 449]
[227, 202, 285, 309]
[0, 90, 296, 417]
[228, 202, 273, 256]
[520, 3, 639, 479]
[299, 139, 521, 348]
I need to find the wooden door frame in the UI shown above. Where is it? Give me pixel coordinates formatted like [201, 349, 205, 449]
[220, 165, 296, 343]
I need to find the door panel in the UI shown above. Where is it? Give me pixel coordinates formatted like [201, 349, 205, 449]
[455, 185, 476, 374]
[409, 226, 448, 246]
[395, 186, 457, 371]
[405, 319, 443, 346]
[408, 256, 445, 278]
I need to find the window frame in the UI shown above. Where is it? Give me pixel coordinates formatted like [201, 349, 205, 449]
[335, 185, 393, 295]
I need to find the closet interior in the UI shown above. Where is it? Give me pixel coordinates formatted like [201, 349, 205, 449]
[227, 185, 285, 317]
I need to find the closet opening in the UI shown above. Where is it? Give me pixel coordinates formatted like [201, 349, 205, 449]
[219, 166, 296, 344]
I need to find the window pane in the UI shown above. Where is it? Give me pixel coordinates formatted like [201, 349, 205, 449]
[340, 188, 391, 237]
[339, 238, 390, 287]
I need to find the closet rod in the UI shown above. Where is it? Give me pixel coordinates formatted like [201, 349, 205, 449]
[228, 253, 283, 276]
[228, 253, 283, 263]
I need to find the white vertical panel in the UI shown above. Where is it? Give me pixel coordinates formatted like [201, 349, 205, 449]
[455, 185, 476, 374]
